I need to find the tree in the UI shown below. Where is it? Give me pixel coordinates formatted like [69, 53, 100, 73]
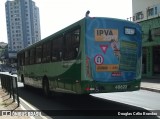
[0, 45, 8, 62]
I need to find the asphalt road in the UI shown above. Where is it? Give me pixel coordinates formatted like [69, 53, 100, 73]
[92, 90, 160, 110]
[17, 82, 160, 119]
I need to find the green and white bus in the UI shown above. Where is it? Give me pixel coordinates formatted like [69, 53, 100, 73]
[17, 17, 142, 96]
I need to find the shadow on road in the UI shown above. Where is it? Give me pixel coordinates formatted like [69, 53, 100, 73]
[18, 86, 159, 119]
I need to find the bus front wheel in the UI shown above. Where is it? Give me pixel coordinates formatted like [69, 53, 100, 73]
[42, 78, 50, 97]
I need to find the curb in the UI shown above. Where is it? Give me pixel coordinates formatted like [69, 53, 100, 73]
[141, 87, 160, 93]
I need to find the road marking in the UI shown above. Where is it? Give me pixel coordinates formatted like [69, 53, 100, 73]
[20, 104, 35, 119]
[20, 97, 49, 119]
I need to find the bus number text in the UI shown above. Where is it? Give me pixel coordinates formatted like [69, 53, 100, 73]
[115, 85, 127, 90]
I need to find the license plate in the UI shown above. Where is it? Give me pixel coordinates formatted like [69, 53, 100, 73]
[115, 84, 128, 90]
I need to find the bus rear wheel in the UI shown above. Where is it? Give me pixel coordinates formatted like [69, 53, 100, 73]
[21, 75, 28, 89]
[42, 78, 50, 97]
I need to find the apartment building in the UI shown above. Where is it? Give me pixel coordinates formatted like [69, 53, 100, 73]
[5, 0, 41, 58]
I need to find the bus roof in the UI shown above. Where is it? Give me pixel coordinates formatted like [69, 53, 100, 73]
[17, 17, 138, 54]
[17, 17, 86, 54]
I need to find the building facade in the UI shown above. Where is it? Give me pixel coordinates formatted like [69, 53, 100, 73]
[132, 0, 160, 77]
[5, 0, 41, 59]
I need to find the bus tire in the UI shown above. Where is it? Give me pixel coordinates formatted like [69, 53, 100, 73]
[42, 78, 50, 97]
[21, 75, 24, 83]
[21, 75, 28, 89]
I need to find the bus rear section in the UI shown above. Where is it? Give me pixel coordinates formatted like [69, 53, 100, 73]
[83, 17, 142, 94]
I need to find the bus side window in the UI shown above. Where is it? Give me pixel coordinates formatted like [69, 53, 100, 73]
[63, 28, 80, 60]
[17, 52, 25, 66]
[52, 40, 58, 61]
[73, 29, 80, 57]
[17, 54, 20, 68]
[25, 50, 30, 65]
[21, 53, 25, 66]
[30, 48, 35, 64]
[52, 36, 63, 62]
[46, 42, 51, 62]
[18, 54, 22, 66]
[36, 45, 42, 63]
[42, 44, 47, 62]
[42, 42, 51, 63]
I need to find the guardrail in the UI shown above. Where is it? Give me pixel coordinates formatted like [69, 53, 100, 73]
[0, 72, 20, 107]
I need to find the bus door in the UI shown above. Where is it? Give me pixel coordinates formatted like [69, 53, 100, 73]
[85, 17, 141, 83]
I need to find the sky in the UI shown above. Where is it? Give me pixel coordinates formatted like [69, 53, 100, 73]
[0, 0, 132, 43]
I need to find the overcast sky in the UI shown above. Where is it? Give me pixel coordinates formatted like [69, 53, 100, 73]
[0, 0, 132, 43]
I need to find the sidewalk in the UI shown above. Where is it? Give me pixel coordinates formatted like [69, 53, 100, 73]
[141, 77, 160, 93]
[0, 88, 31, 119]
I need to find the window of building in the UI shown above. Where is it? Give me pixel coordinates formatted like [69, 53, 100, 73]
[135, 12, 143, 20]
[155, 7, 157, 15]
[147, 8, 154, 17]
[142, 48, 147, 73]
[152, 27, 160, 38]
[153, 46, 160, 74]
